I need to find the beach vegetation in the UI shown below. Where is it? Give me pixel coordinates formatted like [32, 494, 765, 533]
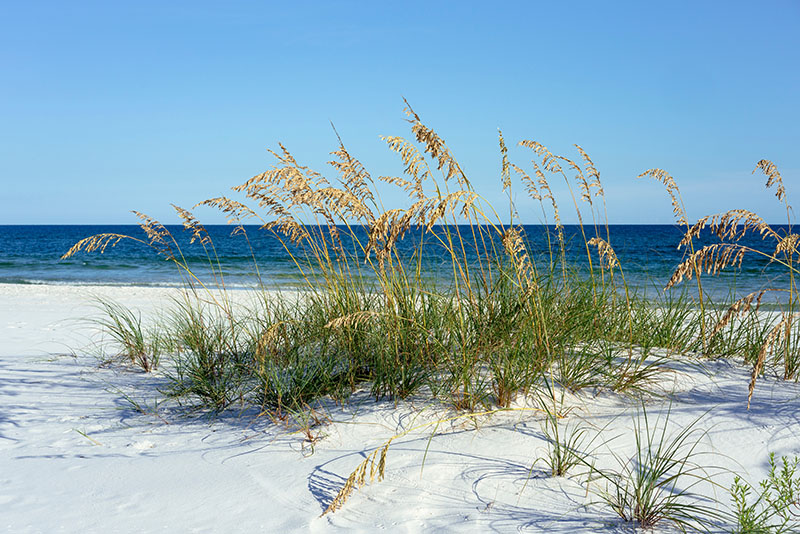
[537, 398, 592, 478]
[590, 404, 722, 532]
[729, 454, 800, 534]
[660, 161, 799, 407]
[92, 298, 162, 372]
[60, 103, 799, 518]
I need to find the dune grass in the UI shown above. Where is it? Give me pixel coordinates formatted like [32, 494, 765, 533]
[91, 298, 164, 372]
[590, 404, 723, 532]
[63, 103, 799, 524]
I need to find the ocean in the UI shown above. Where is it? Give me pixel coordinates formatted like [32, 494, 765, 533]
[0, 224, 791, 303]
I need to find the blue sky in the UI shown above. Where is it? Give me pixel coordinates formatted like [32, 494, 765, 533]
[1, 1, 798, 224]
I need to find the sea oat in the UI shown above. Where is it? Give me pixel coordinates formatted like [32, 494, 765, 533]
[499, 130, 511, 193]
[425, 191, 478, 231]
[509, 163, 540, 200]
[531, 161, 562, 230]
[588, 237, 619, 271]
[198, 197, 260, 225]
[323, 442, 390, 515]
[665, 244, 746, 290]
[639, 169, 687, 227]
[681, 210, 779, 248]
[403, 99, 471, 190]
[366, 198, 431, 267]
[754, 159, 787, 206]
[132, 211, 176, 259]
[315, 187, 372, 223]
[324, 311, 380, 329]
[575, 144, 604, 197]
[502, 226, 536, 288]
[519, 139, 563, 174]
[709, 290, 766, 340]
[381, 135, 430, 200]
[749, 312, 800, 408]
[558, 154, 592, 205]
[61, 234, 127, 259]
[379, 174, 418, 198]
[775, 234, 800, 257]
[328, 136, 377, 223]
[172, 205, 211, 246]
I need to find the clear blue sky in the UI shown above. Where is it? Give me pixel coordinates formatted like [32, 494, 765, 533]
[1, 1, 798, 224]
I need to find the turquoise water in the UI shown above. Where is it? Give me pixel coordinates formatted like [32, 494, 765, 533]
[0, 224, 791, 302]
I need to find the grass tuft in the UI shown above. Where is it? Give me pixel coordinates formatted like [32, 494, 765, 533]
[591, 404, 722, 531]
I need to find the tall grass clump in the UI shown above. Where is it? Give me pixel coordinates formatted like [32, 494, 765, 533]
[92, 298, 163, 372]
[59, 104, 800, 519]
[65, 100, 680, 416]
[61, 101, 799, 414]
[640, 169, 710, 353]
[656, 160, 799, 406]
[165, 297, 252, 411]
[62, 104, 800, 418]
[591, 404, 722, 532]
[537, 394, 594, 478]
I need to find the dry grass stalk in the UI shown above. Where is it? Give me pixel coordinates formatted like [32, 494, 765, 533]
[640, 167, 709, 351]
[133, 211, 177, 259]
[519, 139, 563, 174]
[754, 159, 787, 206]
[234, 146, 321, 210]
[379, 173, 419, 199]
[364, 189, 477, 269]
[380, 135, 430, 200]
[531, 161, 562, 228]
[230, 145, 359, 254]
[403, 99, 471, 190]
[509, 163, 539, 200]
[198, 197, 261, 225]
[316, 186, 372, 223]
[639, 169, 687, 227]
[665, 244, 746, 290]
[575, 144, 604, 197]
[328, 137, 377, 224]
[322, 407, 540, 516]
[264, 215, 311, 247]
[520, 140, 594, 253]
[518, 154, 566, 272]
[62, 211, 178, 261]
[680, 209, 778, 247]
[749, 311, 800, 408]
[61, 233, 127, 259]
[499, 130, 511, 193]
[322, 441, 390, 515]
[558, 154, 592, 205]
[365, 197, 430, 267]
[172, 205, 211, 246]
[664, 159, 796, 398]
[426, 190, 479, 230]
[587, 237, 619, 271]
[775, 234, 800, 257]
[709, 290, 766, 340]
[502, 226, 536, 289]
[324, 311, 380, 330]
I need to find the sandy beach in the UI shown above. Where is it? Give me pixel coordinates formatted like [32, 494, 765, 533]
[4, 1, 798, 531]
[1, 283, 798, 532]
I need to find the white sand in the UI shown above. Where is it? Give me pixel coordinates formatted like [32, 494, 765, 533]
[2, 283, 799, 532]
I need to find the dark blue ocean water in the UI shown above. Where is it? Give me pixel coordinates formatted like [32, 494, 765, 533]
[0, 225, 792, 302]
